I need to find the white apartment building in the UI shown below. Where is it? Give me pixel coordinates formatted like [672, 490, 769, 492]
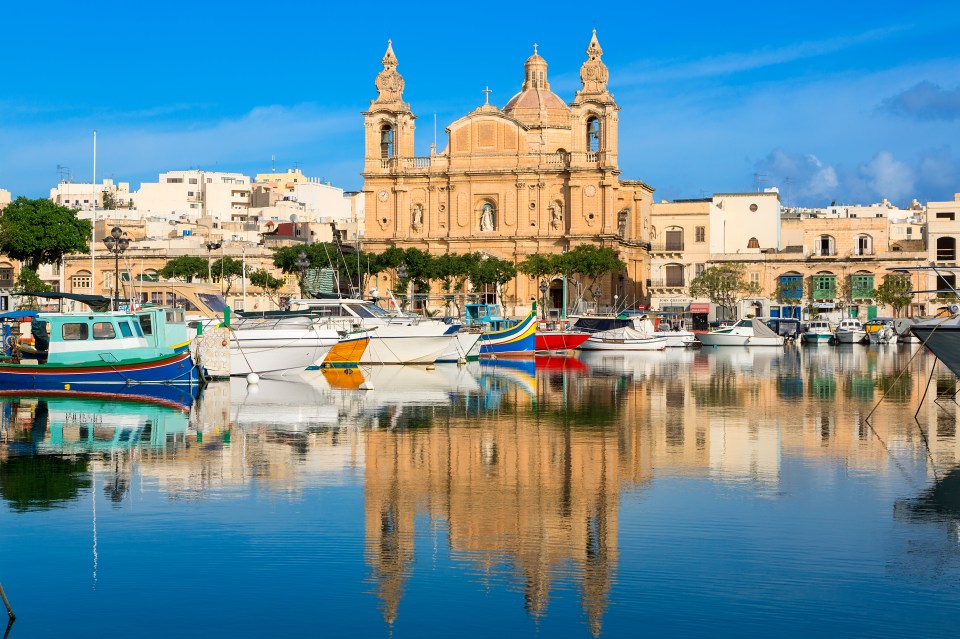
[709, 190, 781, 254]
[131, 170, 250, 223]
[50, 178, 132, 212]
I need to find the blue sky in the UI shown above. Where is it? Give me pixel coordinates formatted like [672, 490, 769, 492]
[1, 1, 958, 207]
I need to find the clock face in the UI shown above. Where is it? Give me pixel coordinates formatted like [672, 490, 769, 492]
[377, 190, 389, 202]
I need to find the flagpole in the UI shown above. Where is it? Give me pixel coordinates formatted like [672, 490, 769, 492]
[91, 130, 97, 295]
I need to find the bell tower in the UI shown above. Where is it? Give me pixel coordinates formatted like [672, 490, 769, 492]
[363, 40, 416, 173]
[570, 30, 619, 167]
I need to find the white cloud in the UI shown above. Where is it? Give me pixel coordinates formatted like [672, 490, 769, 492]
[859, 151, 914, 201]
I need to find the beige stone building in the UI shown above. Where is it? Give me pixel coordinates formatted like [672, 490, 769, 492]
[925, 193, 960, 300]
[0, 188, 11, 211]
[360, 34, 654, 316]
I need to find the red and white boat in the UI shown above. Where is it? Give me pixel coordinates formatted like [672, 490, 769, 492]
[535, 321, 590, 352]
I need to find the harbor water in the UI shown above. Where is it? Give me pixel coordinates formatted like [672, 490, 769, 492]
[2, 344, 960, 637]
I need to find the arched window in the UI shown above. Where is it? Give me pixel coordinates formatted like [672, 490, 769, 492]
[586, 117, 600, 153]
[816, 235, 836, 256]
[665, 226, 683, 251]
[479, 202, 496, 231]
[854, 234, 873, 256]
[747, 237, 760, 249]
[937, 236, 956, 261]
[665, 264, 684, 288]
[812, 271, 836, 300]
[379, 124, 394, 159]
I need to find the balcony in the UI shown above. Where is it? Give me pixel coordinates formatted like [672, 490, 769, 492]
[380, 157, 432, 171]
[650, 240, 685, 255]
[649, 278, 686, 290]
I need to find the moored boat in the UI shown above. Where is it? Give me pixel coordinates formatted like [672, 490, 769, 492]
[698, 318, 785, 347]
[535, 321, 591, 352]
[835, 318, 867, 344]
[865, 318, 897, 344]
[578, 326, 667, 351]
[910, 305, 960, 377]
[801, 320, 834, 345]
[0, 307, 202, 393]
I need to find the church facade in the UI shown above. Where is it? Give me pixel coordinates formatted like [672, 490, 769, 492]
[361, 32, 654, 316]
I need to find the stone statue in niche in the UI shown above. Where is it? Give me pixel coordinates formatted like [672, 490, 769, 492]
[411, 204, 423, 230]
[550, 203, 563, 229]
[480, 204, 494, 231]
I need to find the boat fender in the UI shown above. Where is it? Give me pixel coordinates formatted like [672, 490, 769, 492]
[221, 339, 228, 347]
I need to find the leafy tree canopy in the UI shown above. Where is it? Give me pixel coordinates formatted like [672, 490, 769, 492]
[0, 197, 92, 270]
[159, 256, 208, 282]
[210, 256, 244, 294]
[13, 267, 52, 309]
[871, 272, 913, 317]
[689, 263, 761, 320]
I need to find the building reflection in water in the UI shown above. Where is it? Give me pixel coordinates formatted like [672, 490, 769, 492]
[2, 346, 960, 635]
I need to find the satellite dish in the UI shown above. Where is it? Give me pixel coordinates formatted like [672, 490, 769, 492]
[290, 214, 298, 223]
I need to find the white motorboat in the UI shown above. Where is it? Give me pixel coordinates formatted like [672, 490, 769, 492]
[865, 319, 897, 344]
[801, 320, 834, 345]
[227, 315, 341, 377]
[579, 326, 667, 351]
[834, 318, 867, 344]
[698, 318, 785, 347]
[288, 298, 461, 364]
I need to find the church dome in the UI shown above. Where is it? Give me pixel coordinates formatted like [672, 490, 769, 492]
[502, 45, 570, 126]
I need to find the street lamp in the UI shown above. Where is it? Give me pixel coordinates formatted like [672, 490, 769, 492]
[205, 241, 222, 283]
[102, 226, 130, 311]
[295, 251, 310, 297]
[538, 280, 548, 320]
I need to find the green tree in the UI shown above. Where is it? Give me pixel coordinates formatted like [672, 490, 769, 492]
[469, 255, 518, 314]
[101, 191, 117, 210]
[210, 256, 244, 295]
[518, 254, 562, 318]
[12, 267, 52, 310]
[0, 197, 92, 270]
[559, 245, 626, 307]
[871, 272, 913, 317]
[159, 256, 207, 282]
[249, 269, 286, 307]
[688, 263, 761, 321]
[432, 253, 472, 315]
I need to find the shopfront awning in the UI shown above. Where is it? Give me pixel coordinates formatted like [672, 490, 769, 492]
[689, 303, 710, 314]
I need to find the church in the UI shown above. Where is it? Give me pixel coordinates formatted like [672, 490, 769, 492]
[361, 32, 654, 316]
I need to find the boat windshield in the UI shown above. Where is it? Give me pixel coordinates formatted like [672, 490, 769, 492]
[733, 319, 752, 328]
[198, 293, 228, 313]
[357, 303, 390, 317]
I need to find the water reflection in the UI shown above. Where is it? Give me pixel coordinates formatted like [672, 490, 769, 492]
[2, 346, 960, 636]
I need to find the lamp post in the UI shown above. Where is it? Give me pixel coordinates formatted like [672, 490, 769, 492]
[614, 294, 619, 313]
[593, 284, 602, 312]
[205, 241, 222, 283]
[295, 251, 310, 298]
[539, 280, 548, 320]
[102, 226, 130, 311]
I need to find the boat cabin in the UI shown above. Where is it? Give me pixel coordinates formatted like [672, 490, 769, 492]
[836, 318, 864, 331]
[17, 308, 191, 365]
[465, 304, 516, 331]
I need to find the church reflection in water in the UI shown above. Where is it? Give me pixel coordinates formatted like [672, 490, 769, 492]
[2, 346, 960, 635]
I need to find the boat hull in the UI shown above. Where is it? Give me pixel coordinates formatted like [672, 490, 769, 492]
[912, 325, 960, 377]
[835, 330, 866, 344]
[579, 335, 667, 351]
[698, 333, 784, 347]
[0, 350, 201, 390]
[435, 332, 483, 362]
[801, 333, 834, 344]
[535, 332, 591, 352]
[230, 335, 337, 376]
[362, 334, 458, 364]
[480, 313, 536, 356]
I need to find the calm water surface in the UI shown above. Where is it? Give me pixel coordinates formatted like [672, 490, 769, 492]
[2, 345, 960, 638]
